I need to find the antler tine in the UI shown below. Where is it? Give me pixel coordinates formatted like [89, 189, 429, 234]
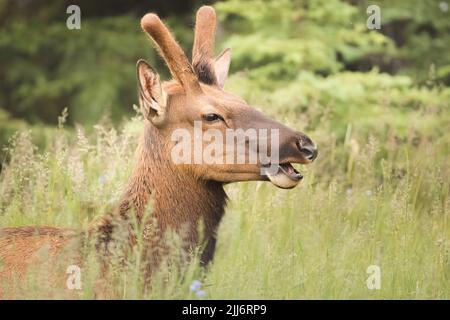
[141, 13, 202, 96]
[193, 6, 216, 62]
[192, 6, 218, 85]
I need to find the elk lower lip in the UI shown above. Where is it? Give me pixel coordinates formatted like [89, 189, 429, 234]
[278, 163, 303, 181]
[263, 163, 303, 189]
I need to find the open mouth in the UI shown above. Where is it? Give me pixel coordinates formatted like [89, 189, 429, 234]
[262, 163, 303, 189]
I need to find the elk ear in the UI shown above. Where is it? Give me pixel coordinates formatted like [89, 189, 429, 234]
[137, 59, 167, 125]
[214, 48, 231, 89]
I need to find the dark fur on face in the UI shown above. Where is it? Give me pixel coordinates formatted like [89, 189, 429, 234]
[193, 58, 217, 85]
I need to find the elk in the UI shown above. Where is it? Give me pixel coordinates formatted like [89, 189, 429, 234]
[0, 6, 317, 296]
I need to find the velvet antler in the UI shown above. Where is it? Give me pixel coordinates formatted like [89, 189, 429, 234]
[141, 13, 202, 96]
[192, 6, 218, 86]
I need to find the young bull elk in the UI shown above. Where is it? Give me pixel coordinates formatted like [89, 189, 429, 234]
[0, 6, 317, 295]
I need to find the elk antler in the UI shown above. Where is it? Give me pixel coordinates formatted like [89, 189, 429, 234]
[192, 6, 218, 86]
[141, 13, 202, 96]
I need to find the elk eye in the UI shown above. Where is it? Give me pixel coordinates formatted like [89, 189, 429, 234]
[202, 113, 224, 122]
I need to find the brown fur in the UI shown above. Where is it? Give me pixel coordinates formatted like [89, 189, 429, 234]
[192, 6, 218, 85]
[141, 13, 202, 96]
[0, 227, 80, 298]
[0, 6, 318, 296]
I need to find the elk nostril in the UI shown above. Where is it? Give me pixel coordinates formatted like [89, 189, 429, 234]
[298, 141, 318, 161]
[302, 148, 315, 160]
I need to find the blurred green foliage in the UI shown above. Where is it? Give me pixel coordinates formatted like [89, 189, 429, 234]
[0, 0, 449, 150]
[360, 0, 450, 83]
[0, 0, 203, 127]
[217, 0, 393, 79]
[217, 0, 449, 146]
[0, 16, 146, 124]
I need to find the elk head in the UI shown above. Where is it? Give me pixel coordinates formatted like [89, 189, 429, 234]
[137, 6, 317, 189]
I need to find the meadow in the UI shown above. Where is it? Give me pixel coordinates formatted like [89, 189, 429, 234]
[1, 77, 449, 298]
[0, 0, 449, 299]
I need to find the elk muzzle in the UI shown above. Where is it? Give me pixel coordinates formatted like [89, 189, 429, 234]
[297, 134, 318, 162]
[263, 132, 318, 189]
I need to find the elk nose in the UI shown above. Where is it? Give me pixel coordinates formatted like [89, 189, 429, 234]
[298, 139, 318, 162]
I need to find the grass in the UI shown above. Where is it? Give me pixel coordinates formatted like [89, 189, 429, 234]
[0, 96, 449, 299]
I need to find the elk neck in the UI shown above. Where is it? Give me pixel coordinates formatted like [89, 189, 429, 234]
[116, 122, 227, 230]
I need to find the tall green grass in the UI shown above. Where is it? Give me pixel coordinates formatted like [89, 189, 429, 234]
[0, 97, 449, 299]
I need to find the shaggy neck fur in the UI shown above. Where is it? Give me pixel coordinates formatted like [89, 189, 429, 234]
[96, 122, 227, 265]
